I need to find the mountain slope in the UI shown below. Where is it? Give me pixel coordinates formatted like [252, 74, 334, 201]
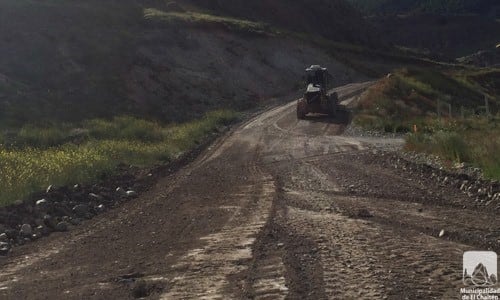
[0, 0, 374, 127]
[348, 0, 500, 16]
[188, 0, 379, 45]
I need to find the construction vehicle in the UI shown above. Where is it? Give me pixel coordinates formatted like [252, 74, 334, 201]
[297, 65, 338, 119]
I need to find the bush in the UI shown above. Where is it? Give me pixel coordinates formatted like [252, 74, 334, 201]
[406, 131, 470, 162]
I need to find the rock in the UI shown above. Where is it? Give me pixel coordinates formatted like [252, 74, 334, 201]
[89, 193, 102, 200]
[116, 187, 127, 197]
[0, 242, 11, 255]
[70, 218, 81, 226]
[439, 229, 445, 237]
[36, 199, 48, 206]
[73, 184, 79, 190]
[5, 229, 18, 239]
[55, 222, 69, 232]
[19, 224, 32, 237]
[0, 233, 8, 242]
[357, 208, 373, 218]
[36, 225, 50, 236]
[46, 185, 53, 193]
[16, 237, 25, 245]
[96, 204, 105, 212]
[34, 219, 44, 226]
[126, 190, 138, 198]
[72, 204, 89, 217]
[43, 215, 57, 229]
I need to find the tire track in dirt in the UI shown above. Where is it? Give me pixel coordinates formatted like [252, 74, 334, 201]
[160, 166, 277, 299]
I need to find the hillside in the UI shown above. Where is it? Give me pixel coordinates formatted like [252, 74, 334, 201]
[345, 0, 500, 58]
[0, 0, 141, 126]
[0, 0, 377, 127]
[188, 0, 380, 45]
[348, 0, 500, 16]
[373, 14, 500, 58]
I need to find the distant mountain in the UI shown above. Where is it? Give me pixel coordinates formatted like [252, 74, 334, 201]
[347, 0, 500, 16]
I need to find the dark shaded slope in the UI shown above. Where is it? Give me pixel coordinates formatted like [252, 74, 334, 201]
[0, 0, 142, 125]
[348, 0, 500, 17]
[189, 0, 380, 45]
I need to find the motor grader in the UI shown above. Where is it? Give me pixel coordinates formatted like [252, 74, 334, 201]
[296, 65, 338, 119]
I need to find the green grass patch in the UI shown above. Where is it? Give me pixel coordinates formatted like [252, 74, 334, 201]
[405, 118, 500, 179]
[0, 110, 240, 206]
[355, 66, 500, 180]
[355, 67, 499, 132]
[143, 8, 274, 35]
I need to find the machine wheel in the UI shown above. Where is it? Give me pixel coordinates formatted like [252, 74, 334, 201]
[328, 93, 338, 117]
[297, 99, 307, 119]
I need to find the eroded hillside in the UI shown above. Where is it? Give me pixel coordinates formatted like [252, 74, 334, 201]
[0, 0, 371, 126]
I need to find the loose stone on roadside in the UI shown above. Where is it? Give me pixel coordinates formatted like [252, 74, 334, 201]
[56, 221, 69, 232]
[36, 199, 48, 206]
[126, 190, 138, 198]
[72, 204, 89, 218]
[0, 242, 11, 255]
[116, 187, 127, 196]
[357, 208, 373, 218]
[0, 233, 8, 243]
[20, 224, 33, 237]
[89, 193, 103, 200]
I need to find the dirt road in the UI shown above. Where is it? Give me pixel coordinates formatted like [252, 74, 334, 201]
[1, 82, 499, 299]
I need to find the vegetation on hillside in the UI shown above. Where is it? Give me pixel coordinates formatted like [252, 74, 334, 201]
[355, 67, 500, 179]
[144, 8, 274, 36]
[0, 110, 239, 206]
[347, 0, 500, 16]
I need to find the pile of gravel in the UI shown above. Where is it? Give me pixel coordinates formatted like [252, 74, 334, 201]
[387, 150, 500, 210]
